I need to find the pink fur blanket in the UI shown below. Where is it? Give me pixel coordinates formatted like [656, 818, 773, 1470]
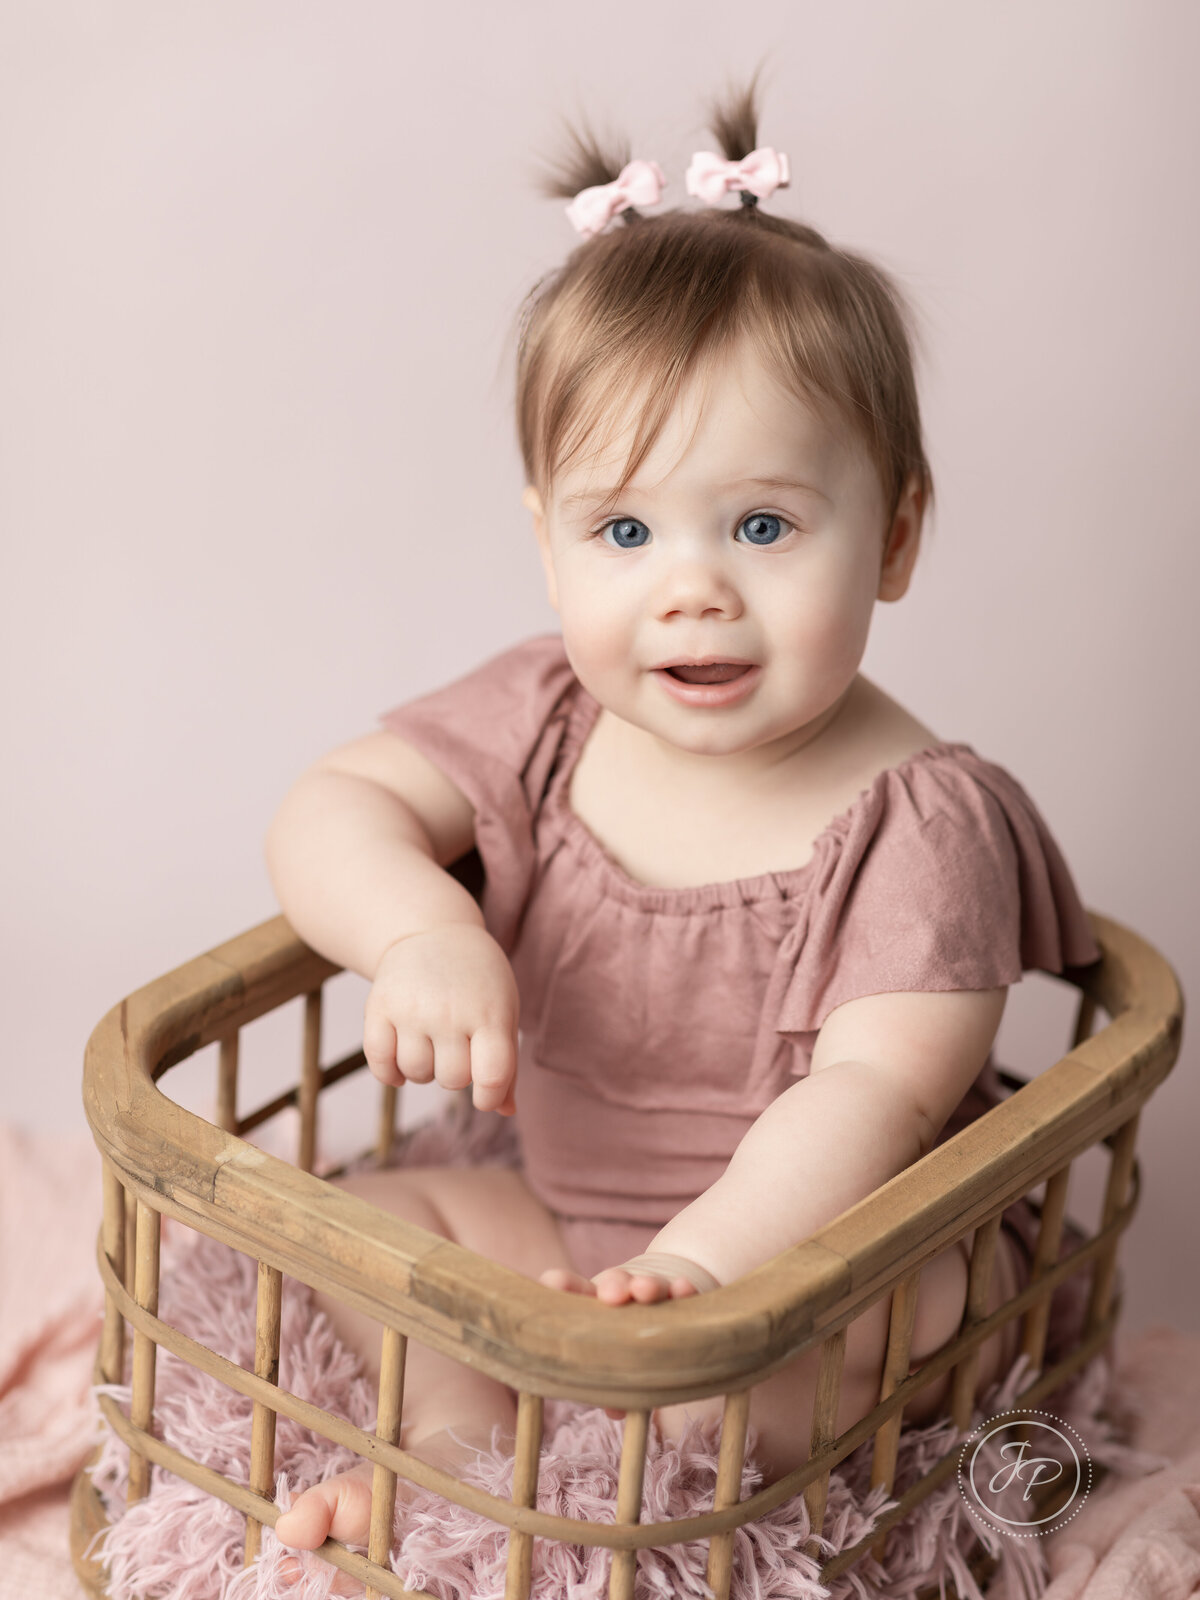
[0, 1122, 104, 1600]
[1, 1111, 1195, 1600]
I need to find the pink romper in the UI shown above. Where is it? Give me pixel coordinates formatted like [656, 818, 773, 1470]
[379, 633, 1102, 1322]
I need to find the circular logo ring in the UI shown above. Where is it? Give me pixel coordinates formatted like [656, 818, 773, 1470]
[956, 1408, 1093, 1538]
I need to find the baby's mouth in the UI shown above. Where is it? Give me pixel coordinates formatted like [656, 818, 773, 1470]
[662, 663, 753, 684]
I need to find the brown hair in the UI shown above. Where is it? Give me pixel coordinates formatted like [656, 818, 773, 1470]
[515, 72, 934, 537]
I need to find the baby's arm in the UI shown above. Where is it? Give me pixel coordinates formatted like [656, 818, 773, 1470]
[266, 732, 521, 1114]
[266, 731, 482, 978]
[585, 986, 1008, 1300]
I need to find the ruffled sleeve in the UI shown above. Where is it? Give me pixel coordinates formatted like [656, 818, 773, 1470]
[377, 633, 577, 952]
[769, 744, 1102, 1040]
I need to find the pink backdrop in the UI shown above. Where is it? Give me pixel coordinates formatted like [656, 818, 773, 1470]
[2, 3, 1196, 1334]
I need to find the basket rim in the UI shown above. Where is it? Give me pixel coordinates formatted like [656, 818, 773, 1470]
[83, 909, 1182, 1396]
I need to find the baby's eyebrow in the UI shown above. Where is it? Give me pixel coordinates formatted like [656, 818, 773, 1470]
[557, 488, 622, 512]
[734, 475, 832, 504]
[558, 475, 830, 512]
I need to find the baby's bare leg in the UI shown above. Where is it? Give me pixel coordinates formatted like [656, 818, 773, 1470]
[656, 1229, 1026, 1483]
[310, 1171, 519, 1449]
[276, 1163, 576, 1552]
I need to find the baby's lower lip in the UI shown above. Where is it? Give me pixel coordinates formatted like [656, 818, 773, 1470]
[653, 664, 761, 708]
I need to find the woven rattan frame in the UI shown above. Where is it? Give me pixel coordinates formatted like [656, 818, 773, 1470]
[71, 906, 1182, 1599]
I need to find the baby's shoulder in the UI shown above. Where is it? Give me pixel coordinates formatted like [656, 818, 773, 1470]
[829, 677, 1064, 879]
[820, 674, 942, 803]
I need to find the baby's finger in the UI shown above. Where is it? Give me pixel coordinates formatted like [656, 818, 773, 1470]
[393, 1029, 434, 1086]
[627, 1272, 673, 1304]
[363, 1015, 401, 1086]
[469, 1025, 517, 1113]
[431, 1034, 472, 1093]
[539, 1267, 596, 1295]
[592, 1268, 655, 1306]
[600, 1269, 680, 1305]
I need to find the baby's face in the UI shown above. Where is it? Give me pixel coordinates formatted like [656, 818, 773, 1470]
[528, 338, 921, 763]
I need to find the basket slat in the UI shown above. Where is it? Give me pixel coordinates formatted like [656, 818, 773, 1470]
[217, 1032, 239, 1134]
[707, 1386, 753, 1597]
[504, 1389, 544, 1600]
[950, 1212, 1001, 1431]
[869, 1269, 920, 1561]
[1087, 1112, 1140, 1335]
[802, 1325, 847, 1561]
[1021, 1164, 1070, 1374]
[298, 988, 323, 1173]
[377, 1082, 400, 1165]
[243, 1261, 283, 1564]
[128, 1201, 161, 1504]
[609, 1410, 650, 1599]
[366, 1325, 408, 1600]
[100, 1162, 127, 1386]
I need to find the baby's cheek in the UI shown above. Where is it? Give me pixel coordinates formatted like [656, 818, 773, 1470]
[778, 603, 868, 697]
[560, 617, 640, 707]
[556, 601, 631, 683]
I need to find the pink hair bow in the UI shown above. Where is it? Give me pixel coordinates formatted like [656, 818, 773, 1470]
[685, 146, 790, 206]
[565, 158, 667, 238]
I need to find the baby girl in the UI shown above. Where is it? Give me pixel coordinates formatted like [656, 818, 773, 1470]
[265, 78, 1099, 1555]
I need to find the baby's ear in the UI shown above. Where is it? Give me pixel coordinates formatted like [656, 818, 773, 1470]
[521, 484, 545, 521]
[878, 474, 924, 603]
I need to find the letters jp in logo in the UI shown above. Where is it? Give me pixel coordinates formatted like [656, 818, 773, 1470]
[957, 1409, 1093, 1537]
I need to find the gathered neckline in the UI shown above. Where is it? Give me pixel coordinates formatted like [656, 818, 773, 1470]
[546, 680, 975, 913]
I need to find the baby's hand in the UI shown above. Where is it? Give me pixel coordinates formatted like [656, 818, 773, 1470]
[540, 1253, 720, 1306]
[364, 925, 520, 1115]
[540, 1254, 720, 1421]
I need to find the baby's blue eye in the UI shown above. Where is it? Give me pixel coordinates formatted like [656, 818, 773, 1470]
[596, 513, 790, 549]
[602, 518, 650, 549]
[737, 513, 785, 546]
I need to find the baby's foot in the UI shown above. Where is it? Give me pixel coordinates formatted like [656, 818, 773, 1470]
[274, 1460, 375, 1551]
[274, 1426, 492, 1554]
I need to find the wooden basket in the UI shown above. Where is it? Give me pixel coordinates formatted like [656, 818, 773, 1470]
[72, 907, 1182, 1599]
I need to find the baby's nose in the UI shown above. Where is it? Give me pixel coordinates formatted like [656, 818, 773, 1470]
[654, 556, 742, 620]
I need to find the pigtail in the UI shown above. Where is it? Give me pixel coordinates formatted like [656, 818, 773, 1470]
[701, 65, 780, 215]
[700, 66, 830, 248]
[532, 116, 645, 226]
[703, 67, 764, 165]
